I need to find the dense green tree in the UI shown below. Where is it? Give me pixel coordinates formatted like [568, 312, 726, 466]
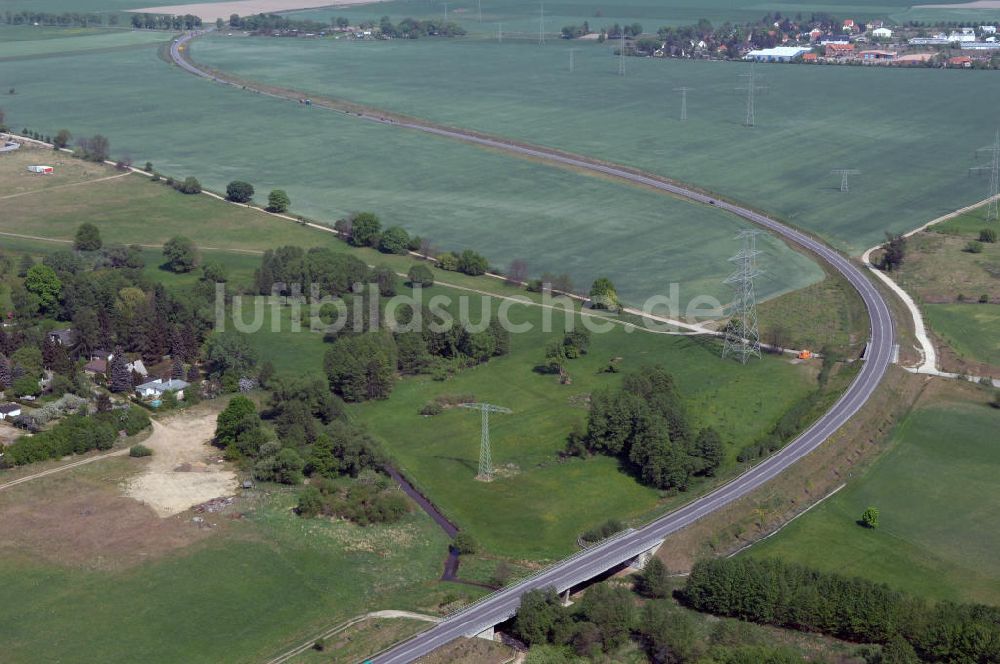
[267, 189, 290, 213]
[254, 447, 304, 484]
[378, 226, 410, 254]
[24, 264, 61, 315]
[980, 228, 997, 243]
[162, 236, 198, 273]
[880, 233, 906, 271]
[52, 129, 72, 149]
[451, 532, 479, 554]
[407, 263, 434, 287]
[175, 176, 201, 194]
[349, 212, 381, 247]
[73, 223, 102, 251]
[861, 506, 879, 529]
[324, 331, 397, 401]
[637, 601, 704, 663]
[201, 261, 227, 283]
[203, 331, 258, 380]
[512, 588, 572, 647]
[373, 264, 399, 296]
[579, 583, 635, 652]
[109, 348, 132, 393]
[457, 249, 488, 276]
[589, 277, 620, 310]
[225, 180, 254, 203]
[692, 427, 724, 476]
[635, 557, 671, 598]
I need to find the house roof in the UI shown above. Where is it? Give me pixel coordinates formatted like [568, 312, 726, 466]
[84, 359, 108, 373]
[136, 378, 189, 392]
[825, 42, 854, 50]
[0, 403, 21, 414]
[47, 328, 75, 344]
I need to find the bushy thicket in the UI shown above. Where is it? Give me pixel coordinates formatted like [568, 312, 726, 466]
[682, 557, 1000, 662]
[581, 366, 724, 490]
[296, 474, 408, 526]
[3, 406, 149, 466]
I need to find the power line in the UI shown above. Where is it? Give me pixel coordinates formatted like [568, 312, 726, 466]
[970, 129, 1000, 221]
[831, 169, 861, 193]
[722, 230, 763, 364]
[460, 403, 512, 481]
[674, 86, 693, 121]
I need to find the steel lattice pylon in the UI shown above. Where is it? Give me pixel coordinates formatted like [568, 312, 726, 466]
[460, 403, 512, 481]
[722, 230, 762, 364]
[971, 129, 1000, 222]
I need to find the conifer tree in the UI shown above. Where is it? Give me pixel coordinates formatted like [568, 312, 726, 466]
[110, 348, 132, 393]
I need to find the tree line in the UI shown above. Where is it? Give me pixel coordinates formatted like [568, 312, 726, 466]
[682, 557, 1000, 663]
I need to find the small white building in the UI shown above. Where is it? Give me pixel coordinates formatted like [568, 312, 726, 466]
[135, 378, 189, 400]
[981, 25, 997, 35]
[950, 28, 977, 43]
[0, 403, 22, 420]
[872, 27, 892, 39]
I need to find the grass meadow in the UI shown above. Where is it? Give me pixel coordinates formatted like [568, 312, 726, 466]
[745, 399, 1000, 605]
[924, 303, 1000, 368]
[0, 468, 461, 664]
[0, 25, 167, 58]
[192, 34, 1000, 254]
[0, 53, 823, 309]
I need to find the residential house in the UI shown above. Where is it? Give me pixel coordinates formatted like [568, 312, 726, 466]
[825, 43, 855, 57]
[135, 378, 189, 401]
[842, 19, 856, 33]
[84, 354, 147, 378]
[809, 28, 822, 41]
[872, 27, 892, 39]
[948, 55, 973, 68]
[47, 328, 75, 346]
[0, 403, 21, 420]
[859, 49, 897, 62]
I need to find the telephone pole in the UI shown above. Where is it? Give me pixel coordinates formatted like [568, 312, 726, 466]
[722, 230, 763, 364]
[460, 403, 512, 481]
[831, 169, 861, 193]
[674, 86, 693, 121]
[970, 129, 1000, 221]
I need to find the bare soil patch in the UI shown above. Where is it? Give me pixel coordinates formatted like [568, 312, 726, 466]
[416, 637, 513, 664]
[130, 0, 377, 22]
[0, 457, 211, 570]
[122, 408, 237, 517]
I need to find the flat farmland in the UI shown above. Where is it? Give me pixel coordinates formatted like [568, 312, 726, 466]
[745, 397, 1000, 605]
[0, 45, 822, 308]
[0, 26, 168, 59]
[193, 35, 1000, 253]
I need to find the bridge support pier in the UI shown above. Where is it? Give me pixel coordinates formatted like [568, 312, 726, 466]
[473, 625, 495, 641]
[627, 540, 664, 571]
[560, 589, 573, 607]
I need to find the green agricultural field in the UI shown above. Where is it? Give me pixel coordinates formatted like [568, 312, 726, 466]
[351, 289, 817, 560]
[0, 25, 167, 59]
[924, 303, 1000, 368]
[0, 49, 823, 309]
[192, 34, 1000, 253]
[745, 400, 1000, 605]
[0, 459, 465, 664]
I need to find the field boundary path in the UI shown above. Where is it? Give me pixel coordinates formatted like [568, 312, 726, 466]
[167, 33, 897, 662]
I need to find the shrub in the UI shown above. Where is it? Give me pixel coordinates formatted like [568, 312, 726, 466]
[267, 189, 290, 213]
[407, 263, 434, 287]
[174, 176, 201, 194]
[980, 228, 997, 243]
[451, 532, 479, 554]
[980, 294, 990, 303]
[964, 241, 984, 253]
[129, 444, 153, 457]
[861, 506, 879, 528]
[378, 226, 410, 254]
[226, 180, 254, 203]
[419, 401, 443, 416]
[581, 518, 624, 543]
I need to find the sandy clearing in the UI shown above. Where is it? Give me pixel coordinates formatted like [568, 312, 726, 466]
[122, 412, 237, 517]
[129, 0, 377, 22]
[916, 1, 1000, 8]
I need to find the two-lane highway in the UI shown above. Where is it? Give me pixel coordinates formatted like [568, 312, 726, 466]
[167, 33, 895, 663]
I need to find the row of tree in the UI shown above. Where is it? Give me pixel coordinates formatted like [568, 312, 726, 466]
[130, 13, 201, 30]
[2, 406, 150, 466]
[682, 557, 1000, 662]
[574, 366, 724, 490]
[2, 11, 114, 26]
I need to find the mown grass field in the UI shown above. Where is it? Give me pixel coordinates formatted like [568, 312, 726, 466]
[0, 460, 462, 664]
[192, 34, 1000, 254]
[0, 53, 823, 309]
[746, 399, 1000, 605]
[924, 303, 1000, 368]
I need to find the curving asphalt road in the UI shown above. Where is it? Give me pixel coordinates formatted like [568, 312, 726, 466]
[169, 32, 896, 663]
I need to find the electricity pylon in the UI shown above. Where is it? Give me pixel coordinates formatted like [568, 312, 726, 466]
[460, 403, 512, 481]
[722, 230, 762, 364]
[736, 60, 766, 127]
[831, 169, 861, 193]
[674, 86, 693, 121]
[970, 129, 1000, 221]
